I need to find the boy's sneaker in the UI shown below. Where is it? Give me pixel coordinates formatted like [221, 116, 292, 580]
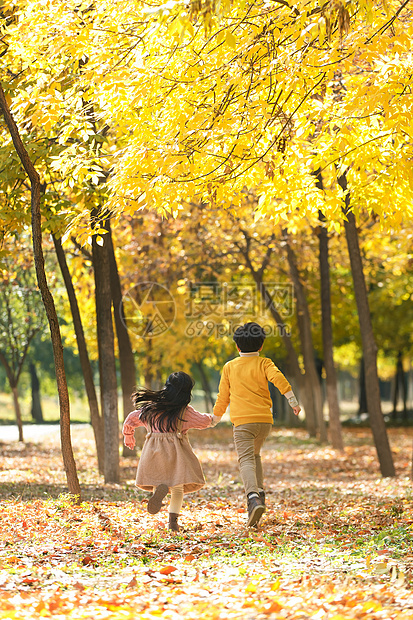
[247, 493, 265, 527]
[147, 484, 169, 514]
[259, 490, 266, 507]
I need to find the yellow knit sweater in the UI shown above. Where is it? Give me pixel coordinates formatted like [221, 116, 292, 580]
[213, 353, 292, 426]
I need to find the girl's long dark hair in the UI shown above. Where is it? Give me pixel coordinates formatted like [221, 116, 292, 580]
[132, 371, 194, 432]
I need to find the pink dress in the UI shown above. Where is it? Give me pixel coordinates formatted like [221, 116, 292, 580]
[123, 405, 213, 493]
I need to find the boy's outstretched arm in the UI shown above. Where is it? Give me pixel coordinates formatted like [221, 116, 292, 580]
[284, 390, 301, 416]
[265, 360, 301, 416]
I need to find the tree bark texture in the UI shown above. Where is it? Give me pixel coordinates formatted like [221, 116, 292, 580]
[0, 351, 26, 441]
[284, 234, 328, 443]
[11, 385, 23, 442]
[53, 235, 105, 472]
[339, 172, 395, 477]
[92, 219, 120, 483]
[29, 362, 44, 423]
[0, 84, 81, 499]
[144, 339, 155, 389]
[196, 361, 215, 413]
[106, 221, 137, 457]
[358, 357, 368, 415]
[392, 352, 407, 420]
[318, 215, 344, 451]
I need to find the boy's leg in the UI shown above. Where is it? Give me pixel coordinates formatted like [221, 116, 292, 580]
[234, 423, 272, 527]
[234, 423, 272, 496]
[254, 423, 272, 491]
[233, 424, 260, 496]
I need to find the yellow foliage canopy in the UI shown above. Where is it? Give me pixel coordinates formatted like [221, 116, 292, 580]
[2, 0, 413, 231]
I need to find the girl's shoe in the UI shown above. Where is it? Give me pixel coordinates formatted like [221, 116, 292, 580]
[168, 512, 180, 532]
[147, 484, 169, 514]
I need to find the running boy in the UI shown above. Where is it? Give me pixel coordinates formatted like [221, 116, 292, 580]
[213, 322, 301, 527]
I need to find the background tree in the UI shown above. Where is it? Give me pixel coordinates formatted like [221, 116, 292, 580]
[0, 250, 45, 440]
[29, 360, 43, 423]
[0, 84, 81, 500]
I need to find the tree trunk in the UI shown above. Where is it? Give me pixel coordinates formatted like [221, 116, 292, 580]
[92, 216, 120, 483]
[392, 357, 400, 420]
[53, 234, 105, 473]
[358, 357, 368, 416]
[144, 339, 154, 389]
[29, 362, 44, 423]
[339, 172, 395, 477]
[196, 360, 215, 412]
[400, 354, 408, 420]
[318, 214, 344, 451]
[0, 352, 24, 441]
[393, 351, 407, 421]
[284, 233, 328, 443]
[0, 84, 81, 501]
[106, 221, 137, 456]
[11, 385, 24, 442]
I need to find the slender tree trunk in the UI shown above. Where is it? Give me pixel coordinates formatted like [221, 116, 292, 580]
[358, 357, 368, 416]
[339, 172, 395, 477]
[0, 353, 24, 441]
[392, 352, 408, 421]
[318, 214, 344, 450]
[106, 221, 137, 456]
[29, 362, 44, 423]
[92, 215, 120, 483]
[0, 84, 81, 500]
[196, 361, 214, 412]
[144, 339, 154, 389]
[10, 384, 23, 442]
[392, 357, 400, 420]
[53, 235, 105, 473]
[284, 233, 328, 443]
[400, 354, 408, 420]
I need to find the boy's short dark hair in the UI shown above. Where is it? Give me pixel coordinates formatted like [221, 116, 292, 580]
[233, 322, 266, 353]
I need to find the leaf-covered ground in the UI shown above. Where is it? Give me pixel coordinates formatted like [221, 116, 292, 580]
[1, 425, 413, 619]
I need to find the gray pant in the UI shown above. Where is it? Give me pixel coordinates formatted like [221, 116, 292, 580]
[233, 423, 272, 496]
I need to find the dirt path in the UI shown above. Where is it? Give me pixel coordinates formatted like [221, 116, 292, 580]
[0, 423, 88, 443]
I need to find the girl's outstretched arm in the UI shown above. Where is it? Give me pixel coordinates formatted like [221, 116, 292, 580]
[122, 409, 144, 449]
[182, 405, 215, 431]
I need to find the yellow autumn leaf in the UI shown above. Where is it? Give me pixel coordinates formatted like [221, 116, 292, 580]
[225, 30, 236, 49]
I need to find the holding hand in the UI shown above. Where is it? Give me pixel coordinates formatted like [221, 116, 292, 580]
[292, 406, 301, 416]
[124, 434, 136, 449]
